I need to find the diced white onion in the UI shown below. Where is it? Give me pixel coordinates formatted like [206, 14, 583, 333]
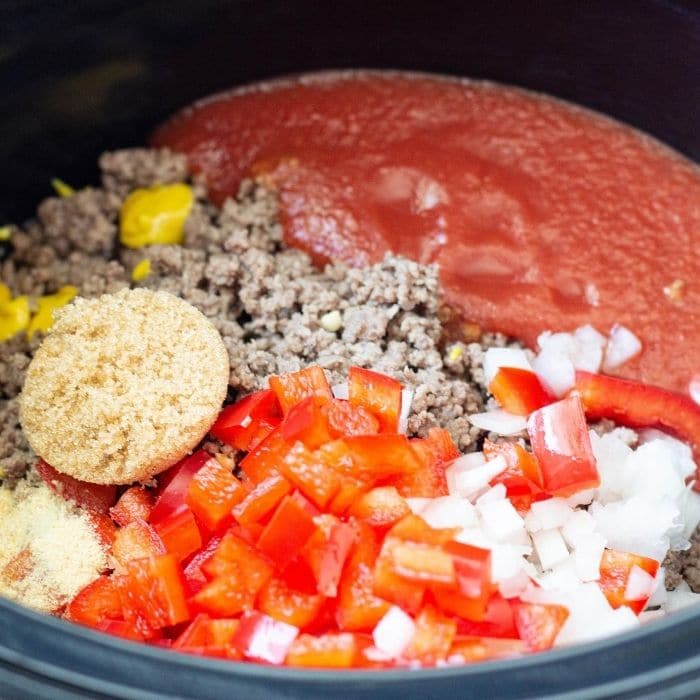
[646, 567, 667, 608]
[532, 347, 576, 398]
[446, 454, 507, 500]
[690, 374, 700, 406]
[602, 324, 642, 372]
[498, 569, 531, 599]
[397, 387, 413, 434]
[332, 382, 349, 400]
[468, 410, 527, 436]
[532, 528, 570, 570]
[491, 545, 531, 582]
[483, 347, 533, 387]
[405, 497, 431, 515]
[561, 508, 597, 549]
[420, 496, 478, 530]
[624, 565, 657, 601]
[572, 325, 606, 373]
[531, 498, 575, 530]
[373, 606, 416, 658]
[477, 498, 525, 542]
[573, 533, 606, 582]
[476, 483, 507, 505]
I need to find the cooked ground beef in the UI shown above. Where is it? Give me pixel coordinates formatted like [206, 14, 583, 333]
[0, 148, 506, 489]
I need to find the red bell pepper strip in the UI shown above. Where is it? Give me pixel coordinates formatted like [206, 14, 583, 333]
[35, 459, 117, 515]
[512, 601, 569, 651]
[348, 366, 403, 432]
[575, 370, 700, 472]
[489, 367, 555, 416]
[285, 632, 358, 668]
[210, 389, 281, 451]
[257, 492, 318, 569]
[109, 487, 154, 527]
[269, 365, 333, 415]
[149, 451, 211, 524]
[257, 576, 325, 629]
[153, 506, 203, 562]
[231, 611, 299, 664]
[65, 575, 123, 628]
[598, 548, 660, 615]
[186, 457, 246, 532]
[527, 395, 600, 497]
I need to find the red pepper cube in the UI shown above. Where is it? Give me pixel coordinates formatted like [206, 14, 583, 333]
[109, 486, 154, 527]
[66, 575, 123, 628]
[348, 366, 403, 432]
[388, 514, 459, 546]
[257, 576, 325, 629]
[257, 492, 318, 569]
[598, 548, 660, 614]
[172, 612, 212, 648]
[302, 514, 355, 597]
[321, 398, 380, 438]
[432, 587, 489, 623]
[186, 457, 246, 531]
[512, 601, 569, 651]
[36, 459, 117, 515]
[95, 618, 146, 642]
[489, 367, 555, 416]
[269, 366, 333, 415]
[231, 611, 299, 664]
[348, 486, 411, 529]
[112, 519, 166, 570]
[154, 505, 203, 562]
[232, 473, 292, 527]
[283, 395, 334, 449]
[444, 541, 492, 600]
[286, 632, 358, 668]
[527, 394, 600, 497]
[454, 594, 518, 637]
[182, 535, 222, 596]
[211, 389, 282, 451]
[449, 635, 527, 662]
[389, 539, 456, 587]
[279, 441, 340, 509]
[121, 554, 190, 631]
[150, 451, 211, 524]
[344, 434, 422, 478]
[239, 427, 291, 484]
[404, 604, 457, 663]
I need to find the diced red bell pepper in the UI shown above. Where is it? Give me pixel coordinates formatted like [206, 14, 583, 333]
[36, 459, 117, 514]
[404, 605, 457, 663]
[65, 575, 123, 627]
[373, 545, 425, 615]
[321, 398, 380, 438]
[112, 519, 166, 570]
[95, 618, 146, 642]
[598, 548, 660, 614]
[327, 473, 370, 516]
[449, 635, 527, 662]
[231, 611, 299, 664]
[283, 395, 333, 449]
[278, 442, 340, 508]
[88, 513, 118, 548]
[489, 367, 555, 416]
[210, 389, 282, 451]
[153, 505, 203, 562]
[257, 492, 318, 569]
[269, 366, 333, 415]
[431, 587, 489, 623]
[348, 486, 411, 529]
[454, 594, 518, 637]
[388, 539, 456, 587]
[172, 612, 212, 648]
[257, 576, 325, 629]
[348, 366, 403, 432]
[392, 429, 457, 498]
[483, 439, 544, 487]
[232, 473, 292, 527]
[149, 451, 211, 524]
[109, 487, 154, 527]
[527, 395, 600, 497]
[301, 514, 355, 596]
[575, 370, 700, 472]
[445, 541, 492, 600]
[173, 613, 240, 650]
[120, 554, 190, 632]
[239, 427, 291, 484]
[186, 457, 246, 531]
[182, 535, 222, 596]
[344, 434, 422, 478]
[512, 601, 569, 651]
[286, 632, 358, 668]
[192, 532, 274, 616]
[388, 514, 459, 546]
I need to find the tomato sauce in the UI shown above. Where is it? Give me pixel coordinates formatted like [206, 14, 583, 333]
[153, 71, 700, 393]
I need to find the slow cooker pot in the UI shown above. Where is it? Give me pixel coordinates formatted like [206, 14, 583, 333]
[2, 1, 700, 697]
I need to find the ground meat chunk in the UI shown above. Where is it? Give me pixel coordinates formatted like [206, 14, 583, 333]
[664, 524, 700, 592]
[99, 148, 189, 196]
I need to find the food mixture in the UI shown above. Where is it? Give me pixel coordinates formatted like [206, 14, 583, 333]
[2, 71, 700, 669]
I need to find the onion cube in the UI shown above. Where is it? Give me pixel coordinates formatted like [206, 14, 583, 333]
[561, 509, 597, 549]
[624, 564, 657, 601]
[531, 498, 575, 530]
[602, 324, 642, 372]
[532, 528, 570, 570]
[477, 497, 525, 542]
[573, 533, 606, 582]
[468, 410, 527, 436]
[483, 347, 532, 386]
[373, 606, 416, 658]
[420, 496, 478, 529]
[447, 455, 507, 500]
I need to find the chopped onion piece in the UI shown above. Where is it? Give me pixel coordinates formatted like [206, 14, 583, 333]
[455, 526, 495, 550]
[602, 324, 642, 372]
[331, 382, 349, 400]
[573, 533, 606, 582]
[483, 347, 533, 386]
[572, 325, 606, 372]
[624, 564, 657, 601]
[405, 497, 431, 515]
[561, 509, 597, 549]
[532, 347, 576, 398]
[468, 410, 527, 436]
[373, 606, 416, 658]
[532, 528, 570, 570]
[531, 498, 575, 530]
[420, 496, 478, 529]
[491, 544, 531, 582]
[397, 387, 413, 434]
[446, 455, 507, 499]
[477, 497, 525, 542]
[646, 567, 667, 608]
[498, 569, 531, 599]
[476, 483, 507, 505]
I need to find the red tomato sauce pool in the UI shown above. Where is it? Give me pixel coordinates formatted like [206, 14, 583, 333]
[153, 71, 700, 393]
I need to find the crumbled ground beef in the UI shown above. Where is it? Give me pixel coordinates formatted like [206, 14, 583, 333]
[664, 528, 700, 592]
[0, 148, 502, 488]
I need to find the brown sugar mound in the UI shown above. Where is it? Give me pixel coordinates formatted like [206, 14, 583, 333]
[19, 288, 229, 484]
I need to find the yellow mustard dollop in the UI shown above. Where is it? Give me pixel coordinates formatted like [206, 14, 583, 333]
[51, 178, 75, 198]
[0, 295, 30, 341]
[26, 286, 78, 340]
[0, 283, 11, 304]
[131, 258, 152, 282]
[119, 184, 194, 249]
